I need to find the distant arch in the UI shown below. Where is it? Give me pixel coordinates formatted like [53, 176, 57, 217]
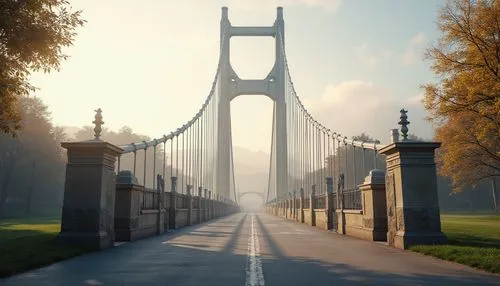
[238, 191, 266, 202]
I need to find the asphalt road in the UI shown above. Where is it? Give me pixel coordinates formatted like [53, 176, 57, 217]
[1, 213, 499, 286]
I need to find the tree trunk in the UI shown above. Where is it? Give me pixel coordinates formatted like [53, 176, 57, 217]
[24, 161, 36, 216]
[0, 175, 10, 217]
[0, 161, 14, 217]
[492, 178, 499, 213]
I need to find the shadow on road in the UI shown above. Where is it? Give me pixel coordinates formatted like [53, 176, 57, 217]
[254, 214, 500, 286]
[2, 213, 499, 286]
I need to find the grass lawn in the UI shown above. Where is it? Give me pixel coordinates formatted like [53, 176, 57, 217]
[410, 214, 500, 274]
[0, 217, 92, 278]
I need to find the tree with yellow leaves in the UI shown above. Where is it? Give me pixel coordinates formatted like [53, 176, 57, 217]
[424, 0, 500, 211]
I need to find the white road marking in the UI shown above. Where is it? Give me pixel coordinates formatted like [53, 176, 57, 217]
[84, 279, 103, 285]
[246, 214, 265, 286]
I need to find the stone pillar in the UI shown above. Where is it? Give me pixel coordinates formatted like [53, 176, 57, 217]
[326, 177, 334, 230]
[380, 141, 446, 249]
[285, 196, 288, 217]
[216, 195, 220, 218]
[337, 174, 346, 234]
[169, 177, 178, 229]
[358, 170, 387, 241]
[292, 190, 296, 219]
[57, 140, 123, 250]
[114, 171, 141, 241]
[203, 189, 208, 221]
[309, 185, 316, 226]
[287, 195, 290, 218]
[299, 188, 304, 223]
[156, 174, 165, 235]
[187, 185, 193, 226]
[208, 191, 212, 220]
[198, 187, 203, 223]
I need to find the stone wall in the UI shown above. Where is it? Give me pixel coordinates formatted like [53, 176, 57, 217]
[343, 210, 365, 239]
[264, 171, 389, 243]
[176, 209, 189, 228]
[314, 209, 328, 230]
[114, 181, 239, 242]
[304, 209, 314, 226]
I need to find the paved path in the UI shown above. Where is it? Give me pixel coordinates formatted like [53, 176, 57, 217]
[2, 213, 500, 286]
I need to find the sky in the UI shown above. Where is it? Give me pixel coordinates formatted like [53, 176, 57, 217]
[30, 0, 446, 152]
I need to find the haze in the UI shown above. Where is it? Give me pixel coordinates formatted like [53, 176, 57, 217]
[28, 0, 445, 208]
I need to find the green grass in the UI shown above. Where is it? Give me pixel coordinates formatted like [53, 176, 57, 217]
[410, 214, 500, 274]
[0, 217, 92, 278]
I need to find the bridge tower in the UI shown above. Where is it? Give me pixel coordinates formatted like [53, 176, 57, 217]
[216, 7, 288, 199]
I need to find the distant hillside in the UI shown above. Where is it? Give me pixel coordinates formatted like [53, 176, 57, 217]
[233, 146, 269, 175]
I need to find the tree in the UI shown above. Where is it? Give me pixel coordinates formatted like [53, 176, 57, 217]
[407, 133, 428, 142]
[423, 0, 500, 211]
[0, 0, 85, 135]
[0, 96, 66, 216]
[352, 133, 380, 144]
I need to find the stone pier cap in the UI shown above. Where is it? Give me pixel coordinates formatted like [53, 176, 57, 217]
[364, 169, 385, 185]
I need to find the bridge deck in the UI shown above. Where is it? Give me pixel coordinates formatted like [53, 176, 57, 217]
[2, 213, 499, 286]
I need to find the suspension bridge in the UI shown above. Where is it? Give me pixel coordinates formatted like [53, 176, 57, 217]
[3, 7, 499, 286]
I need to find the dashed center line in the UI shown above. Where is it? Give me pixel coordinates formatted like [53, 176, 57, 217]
[245, 214, 265, 286]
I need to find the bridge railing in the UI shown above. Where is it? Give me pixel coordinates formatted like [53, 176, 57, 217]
[141, 188, 160, 210]
[303, 197, 310, 209]
[342, 188, 362, 210]
[265, 108, 445, 250]
[316, 193, 327, 209]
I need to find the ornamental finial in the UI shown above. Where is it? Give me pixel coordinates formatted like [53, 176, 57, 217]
[93, 108, 104, 140]
[398, 108, 410, 141]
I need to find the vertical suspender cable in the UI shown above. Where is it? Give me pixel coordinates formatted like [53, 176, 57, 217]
[153, 143, 157, 189]
[181, 132, 185, 194]
[352, 145, 357, 190]
[362, 147, 366, 180]
[200, 113, 204, 190]
[170, 137, 174, 180]
[143, 147, 147, 187]
[133, 148, 137, 176]
[163, 140, 166, 185]
[344, 139, 348, 190]
[175, 134, 179, 182]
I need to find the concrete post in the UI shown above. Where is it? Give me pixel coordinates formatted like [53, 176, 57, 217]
[169, 176, 178, 229]
[380, 141, 446, 249]
[358, 170, 387, 241]
[57, 140, 123, 250]
[292, 190, 296, 220]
